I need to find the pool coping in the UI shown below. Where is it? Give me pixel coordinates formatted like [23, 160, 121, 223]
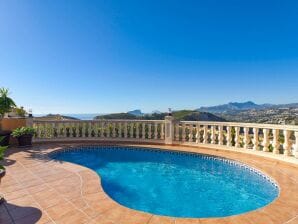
[1, 142, 298, 224]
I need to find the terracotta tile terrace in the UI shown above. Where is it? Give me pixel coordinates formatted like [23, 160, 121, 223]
[1, 142, 298, 224]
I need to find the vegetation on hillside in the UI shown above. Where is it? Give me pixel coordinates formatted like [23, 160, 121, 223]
[94, 110, 226, 121]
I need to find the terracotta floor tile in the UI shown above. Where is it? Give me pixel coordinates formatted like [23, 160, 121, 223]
[148, 215, 175, 224]
[55, 209, 89, 224]
[45, 202, 76, 220]
[174, 218, 200, 224]
[4, 189, 29, 201]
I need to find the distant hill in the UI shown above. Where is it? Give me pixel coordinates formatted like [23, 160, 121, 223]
[94, 110, 225, 122]
[35, 114, 79, 120]
[197, 101, 298, 125]
[127, 109, 144, 116]
[198, 101, 263, 113]
[198, 101, 298, 113]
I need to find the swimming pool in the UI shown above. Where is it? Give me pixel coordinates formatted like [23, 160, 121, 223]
[51, 146, 279, 218]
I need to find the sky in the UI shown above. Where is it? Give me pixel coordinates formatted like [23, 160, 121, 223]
[0, 0, 298, 114]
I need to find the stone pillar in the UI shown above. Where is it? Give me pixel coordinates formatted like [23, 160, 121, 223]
[165, 116, 174, 145]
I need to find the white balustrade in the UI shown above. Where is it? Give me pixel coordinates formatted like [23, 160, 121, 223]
[32, 119, 298, 161]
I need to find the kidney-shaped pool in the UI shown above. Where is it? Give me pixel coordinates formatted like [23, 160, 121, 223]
[51, 146, 279, 218]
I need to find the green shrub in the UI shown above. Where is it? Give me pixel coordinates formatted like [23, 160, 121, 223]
[12, 127, 36, 138]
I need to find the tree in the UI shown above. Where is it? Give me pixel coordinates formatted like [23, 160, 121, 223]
[0, 88, 16, 118]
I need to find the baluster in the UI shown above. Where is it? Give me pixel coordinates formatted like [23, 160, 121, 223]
[253, 127, 259, 150]
[129, 123, 134, 138]
[273, 129, 280, 154]
[80, 123, 85, 137]
[160, 123, 164, 139]
[62, 123, 67, 138]
[57, 123, 61, 138]
[262, 129, 270, 152]
[283, 130, 292, 156]
[175, 124, 180, 141]
[148, 124, 152, 139]
[112, 123, 116, 138]
[142, 123, 146, 139]
[118, 122, 122, 138]
[294, 131, 298, 158]
[36, 123, 40, 139]
[106, 123, 110, 138]
[211, 125, 216, 144]
[100, 122, 104, 138]
[124, 122, 128, 138]
[203, 125, 208, 144]
[154, 123, 158, 140]
[243, 127, 250, 149]
[88, 122, 92, 137]
[76, 123, 80, 138]
[226, 126, 232, 147]
[182, 124, 186, 141]
[195, 124, 200, 144]
[136, 123, 140, 139]
[189, 124, 193, 142]
[234, 126, 240, 147]
[218, 125, 223, 145]
[51, 123, 55, 138]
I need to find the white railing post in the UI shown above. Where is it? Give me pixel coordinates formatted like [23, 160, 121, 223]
[234, 126, 240, 148]
[226, 126, 232, 147]
[283, 130, 292, 156]
[189, 124, 193, 142]
[165, 116, 174, 145]
[253, 127, 259, 150]
[154, 123, 158, 140]
[142, 123, 145, 139]
[243, 127, 250, 149]
[195, 124, 200, 144]
[262, 129, 270, 152]
[203, 125, 208, 144]
[273, 129, 280, 154]
[211, 125, 216, 144]
[136, 123, 140, 139]
[218, 125, 223, 145]
[175, 124, 180, 141]
[182, 123, 186, 141]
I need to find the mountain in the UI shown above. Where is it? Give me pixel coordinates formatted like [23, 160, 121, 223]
[94, 110, 225, 122]
[35, 114, 79, 120]
[151, 110, 162, 114]
[127, 109, 144, 116]
[198, 101, 298, 113]
[198, 101, 263, 113]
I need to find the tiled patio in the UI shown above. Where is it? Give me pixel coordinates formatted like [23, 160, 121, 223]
[0, 143, 298, 224]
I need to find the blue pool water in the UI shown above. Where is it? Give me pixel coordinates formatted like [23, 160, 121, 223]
[51, 146, 279, 218]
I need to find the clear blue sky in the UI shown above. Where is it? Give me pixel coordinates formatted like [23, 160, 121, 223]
[0, 0, 298, 114]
